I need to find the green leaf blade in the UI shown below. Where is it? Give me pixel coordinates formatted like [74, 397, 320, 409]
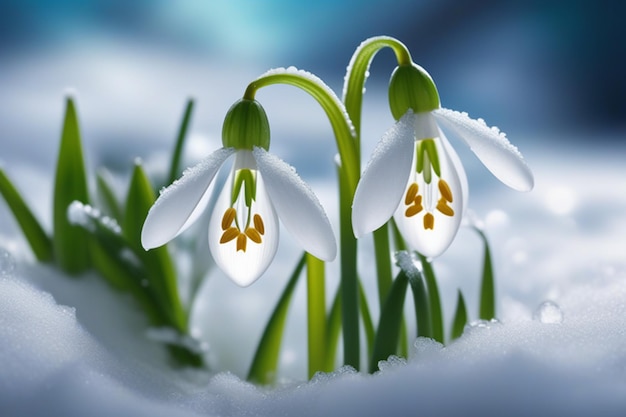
[0, 168, 53, 262]
[476, 229, 496, 320]
[418, 254, 444, 343]
[167, 98, 194, 185]
[369, 272, 408, 373]
[248, 254, 306, 385]
[451, 290, 468, 340]
[53, 97, 91, 273]
[124, 162, 186, 331]
[306, 254, 327, 378]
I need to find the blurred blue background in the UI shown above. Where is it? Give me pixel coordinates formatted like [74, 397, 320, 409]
[1, 0, 624, 172]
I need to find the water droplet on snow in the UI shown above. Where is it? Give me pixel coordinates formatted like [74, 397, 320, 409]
[0, 248, 15, 277]
[533, 301, 563, 324]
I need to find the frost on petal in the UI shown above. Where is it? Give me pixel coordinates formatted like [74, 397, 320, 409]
[141, 147, 234, 249]
[393, 137, 465, 258]
[433, 108, 534, 192]
[253, 147, 336, 261]
[208, 167, 279, 287]
[351, 112, 415, 238]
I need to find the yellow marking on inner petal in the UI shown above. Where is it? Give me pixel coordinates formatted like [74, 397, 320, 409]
[414, 195, 423, 209]
[436, 199, 455, 217]
[423, 213, 435, 230]
[236, 234, 247, 252]
[221, 207, 236, 230]
[405, 205, 422, 217]
[253, 214, 265, 235]
[405, 183, 418, 206]
[220, 209, 264, 252]
[245, 227, 262, 244]
[220, 227, 239, 244]
[438, 179, 453, 203]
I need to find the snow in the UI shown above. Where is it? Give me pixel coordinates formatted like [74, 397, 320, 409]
[2, 138, 626, 416]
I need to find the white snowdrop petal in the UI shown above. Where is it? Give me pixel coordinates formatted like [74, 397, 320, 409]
[393, 137, 465, 258]
[208, 167, 279, 287]
[141, 147, 234, 249]
[433, 108, 534, 192]
[351, 112, 415, 238]
[253, 147, 337, 261]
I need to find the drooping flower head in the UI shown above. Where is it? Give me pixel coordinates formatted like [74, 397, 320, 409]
[352, 63, 533, 257]
[142, 99, 336, 286]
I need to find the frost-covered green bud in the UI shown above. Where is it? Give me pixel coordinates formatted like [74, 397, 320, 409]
[388, 64, 440, 120]
[222, 99, 270, 150]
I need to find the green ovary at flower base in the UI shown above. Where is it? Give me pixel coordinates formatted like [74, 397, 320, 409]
[352, 63, 534, 258]
[141, 98, 336, 287]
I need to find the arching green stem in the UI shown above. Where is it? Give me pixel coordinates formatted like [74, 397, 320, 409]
[244, 70, 359, 190]
[342, 36, 412, 143]
[245, 69, 362, 370]
[343, 36, 413, 320]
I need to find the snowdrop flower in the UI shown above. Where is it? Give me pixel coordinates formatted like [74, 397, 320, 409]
[352, 64, 533, 257]
[142, 99, 336, 286]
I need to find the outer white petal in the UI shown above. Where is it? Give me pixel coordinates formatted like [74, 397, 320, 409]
[393, 136, 465, 258]
[208, 163, 279, 287]
[351, 112, 415, 238]
[141, 147, 234, 249]
[433, 108, 534, 192]
[253, 147, 336, 261]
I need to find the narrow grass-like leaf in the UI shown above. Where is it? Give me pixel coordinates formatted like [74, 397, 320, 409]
[53, 96, 91, 273]
[307, 254, 327, 378]
[323, 288, 342, 371]
[124, 162, 186, 331]
[475, 228, 496, 320]
[418, 254, 444, 343]
[369, 271, 408, 373]
[248, 253, 306, 385]
[359, 281, 375, 359]
[168, 99, 195, 185]
[96, 168, 123, 223]
[451, 290, 468, 340]
[373, 223, 393, 308]
[408, 269, 432, 339]
[0, 168, 53, 262]
[398, 318, 408, 357]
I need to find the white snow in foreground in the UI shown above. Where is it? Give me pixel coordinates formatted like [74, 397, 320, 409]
[2, 140, 626, 416]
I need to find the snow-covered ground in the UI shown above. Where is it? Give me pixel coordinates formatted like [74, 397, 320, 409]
[1, 43, 626, 416]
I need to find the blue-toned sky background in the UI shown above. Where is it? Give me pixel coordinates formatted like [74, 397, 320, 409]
[2, 0, 624, 136]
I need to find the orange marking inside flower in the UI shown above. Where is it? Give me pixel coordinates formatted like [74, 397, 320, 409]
[220, 210, 265, 252]
[405, 183, 418, 205]
[220, 227, 239, 243]
[254, 214, 265, 235]
[221, 207, 236, 230]
[236, 233, 247, 252]
[438, 179, 453, 202]
[423, 213, 435, 230]
[436, 199, 454, 217]
[245, 227, 262, 244]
